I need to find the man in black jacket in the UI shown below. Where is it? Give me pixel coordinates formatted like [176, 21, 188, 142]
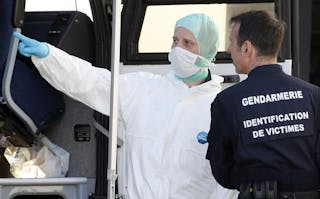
[206, 10, 320, 199]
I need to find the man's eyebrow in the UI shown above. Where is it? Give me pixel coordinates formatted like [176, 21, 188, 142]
[183, 38, 194, 42]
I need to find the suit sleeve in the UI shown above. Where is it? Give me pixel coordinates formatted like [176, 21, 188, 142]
[206, 95, 235, 189]
[31, 45, 154, 119]
[31, 44, 112, 115]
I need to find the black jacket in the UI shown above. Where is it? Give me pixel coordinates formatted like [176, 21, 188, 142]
[206, 64, 320, 192]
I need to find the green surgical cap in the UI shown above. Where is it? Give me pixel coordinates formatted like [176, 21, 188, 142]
[175, 13, 220, 62]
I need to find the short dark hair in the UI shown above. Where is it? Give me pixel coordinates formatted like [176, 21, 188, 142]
[230, 10, 285, 57]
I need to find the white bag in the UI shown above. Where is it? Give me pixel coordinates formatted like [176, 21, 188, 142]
[4, 134, 70, 178]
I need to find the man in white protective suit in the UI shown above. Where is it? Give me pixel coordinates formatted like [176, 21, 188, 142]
[14, 13, 238, 199]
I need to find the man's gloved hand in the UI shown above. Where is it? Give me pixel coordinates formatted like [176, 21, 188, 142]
[13, 32, 49, 58]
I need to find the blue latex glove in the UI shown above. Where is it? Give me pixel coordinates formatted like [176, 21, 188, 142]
[13, 32, 49, 58]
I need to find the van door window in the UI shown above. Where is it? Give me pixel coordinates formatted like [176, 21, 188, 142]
[25, 0, 92, 19]
[139, 3, 274, 53]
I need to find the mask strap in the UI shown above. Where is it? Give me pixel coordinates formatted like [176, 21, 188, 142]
[195, 56, 212, 68]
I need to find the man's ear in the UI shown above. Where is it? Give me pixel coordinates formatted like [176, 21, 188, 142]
[240, 43, 247, 53]
[241, 41, 253, 55]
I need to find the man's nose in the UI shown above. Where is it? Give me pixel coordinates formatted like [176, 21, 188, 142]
[227, 45, 231, 54]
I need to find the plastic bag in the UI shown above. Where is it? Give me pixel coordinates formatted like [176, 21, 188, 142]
[4, 134, 70, 178]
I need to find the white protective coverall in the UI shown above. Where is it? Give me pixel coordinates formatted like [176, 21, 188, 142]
[31, 44, 238, 199]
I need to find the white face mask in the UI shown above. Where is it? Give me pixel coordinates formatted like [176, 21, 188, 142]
[168, 47, 210, 78]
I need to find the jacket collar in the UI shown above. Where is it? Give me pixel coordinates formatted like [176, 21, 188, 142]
[248, 64, 283, 77]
